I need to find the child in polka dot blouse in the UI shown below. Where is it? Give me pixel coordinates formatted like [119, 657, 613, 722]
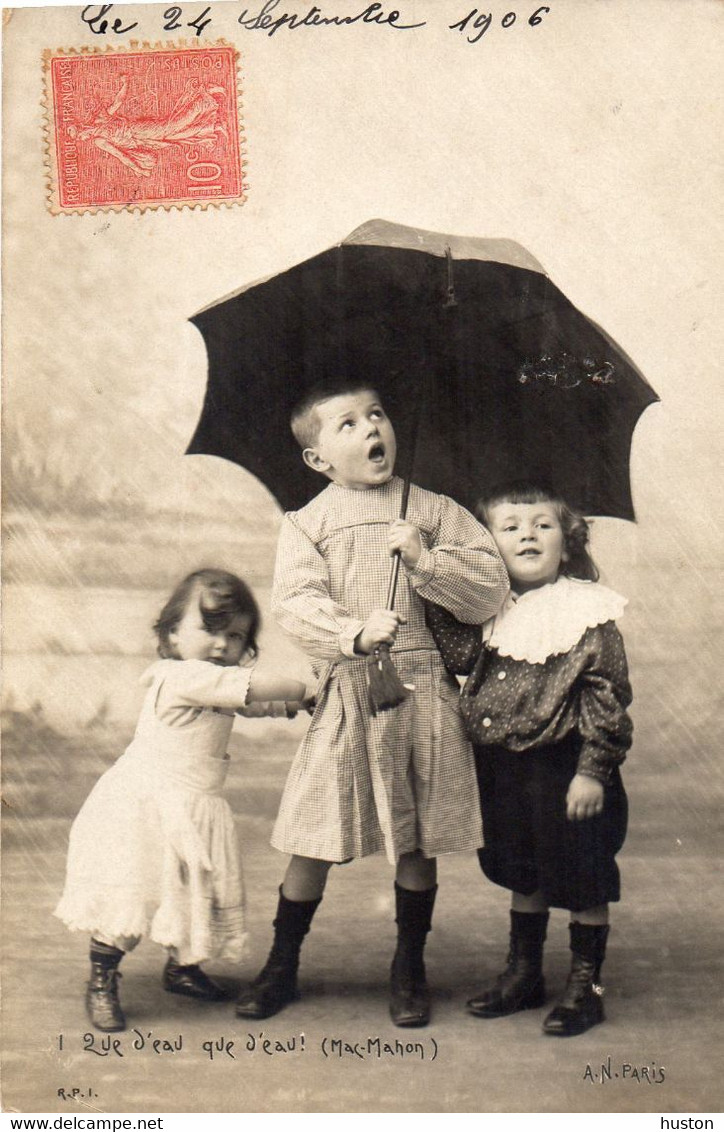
[426, 481, 633, 1038]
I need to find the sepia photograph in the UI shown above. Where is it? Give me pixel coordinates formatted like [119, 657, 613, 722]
[1, 0, 722, 1116]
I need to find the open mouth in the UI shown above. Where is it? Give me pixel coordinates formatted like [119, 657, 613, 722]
[517, 549, 541, 557]
[368, 442, 386, 463]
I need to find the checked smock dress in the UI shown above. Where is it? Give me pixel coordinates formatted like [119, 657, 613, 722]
[269, 476, 509, 864]
[55, 659, 265, 965]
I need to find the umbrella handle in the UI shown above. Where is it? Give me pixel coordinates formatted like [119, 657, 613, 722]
[386, 477, 412, 611]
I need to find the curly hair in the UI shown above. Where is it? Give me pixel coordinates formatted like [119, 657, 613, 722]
[153, 568, 261, 660]
[476, 480, 599, 583]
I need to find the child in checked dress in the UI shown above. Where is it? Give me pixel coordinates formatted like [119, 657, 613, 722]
[235, 384, 508, 1027]
[55, 569, 311, 1032]
[427, 482, 633, 1036]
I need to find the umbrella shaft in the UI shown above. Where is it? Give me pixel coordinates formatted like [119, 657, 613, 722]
[386, 553, 402, 611]
[386, 477, 411, 610]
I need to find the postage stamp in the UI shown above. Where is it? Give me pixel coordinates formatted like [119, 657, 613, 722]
[43, 42, 246, 214]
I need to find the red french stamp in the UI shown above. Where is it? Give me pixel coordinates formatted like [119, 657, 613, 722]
[43, 43, 246, 214]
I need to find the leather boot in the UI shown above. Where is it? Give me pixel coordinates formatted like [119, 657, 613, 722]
[86, 942, 126, 1032]
[389, 883, 437, 1028]
[467, 911, 548, 1017]
[235, 888, 321, 1019]
[163, 957, 227, 1001]
[542, 922, 609, 1037]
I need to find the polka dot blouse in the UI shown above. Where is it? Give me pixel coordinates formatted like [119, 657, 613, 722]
[426, 598, 633, 784]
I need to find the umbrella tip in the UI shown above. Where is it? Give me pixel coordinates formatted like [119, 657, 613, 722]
[443, 245, 458, 308]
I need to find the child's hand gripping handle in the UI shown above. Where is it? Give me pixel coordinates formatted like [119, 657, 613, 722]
[367, 479, 413, 714]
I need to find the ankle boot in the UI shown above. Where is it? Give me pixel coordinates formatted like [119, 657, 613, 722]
[542, 922, 609, 1037]
[163, 957, 227, 1001]
[467, 911, 548, 1017]
[86, 941, 126, 1032]
[235, 888, 321, 1019]
[389, 883, 437, 1028]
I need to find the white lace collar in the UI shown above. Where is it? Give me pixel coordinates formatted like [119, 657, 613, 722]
[484, 575, 627, 665]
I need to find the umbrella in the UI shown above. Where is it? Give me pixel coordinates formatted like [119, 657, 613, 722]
[188, 219, 659, 521]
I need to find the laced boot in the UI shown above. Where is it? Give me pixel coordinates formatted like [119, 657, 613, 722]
[235, 888, 321, 1019]
[389, 883, 437, 1028]
[542, 922, 609, 1037]
[163, 957, 227, 1001]
[467, 911, 549, 1017]
[86, 940, 126, 1032]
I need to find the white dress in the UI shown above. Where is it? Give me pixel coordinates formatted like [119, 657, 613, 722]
[54, 659, 257, 965]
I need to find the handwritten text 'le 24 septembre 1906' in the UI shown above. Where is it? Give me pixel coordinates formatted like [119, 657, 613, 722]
[79, 3, 552, 43]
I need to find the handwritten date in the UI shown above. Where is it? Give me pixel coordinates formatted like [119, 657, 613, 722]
[79, 3, 553, 42]
[450, 7, 551, 44]
[81, 3, 212, 37]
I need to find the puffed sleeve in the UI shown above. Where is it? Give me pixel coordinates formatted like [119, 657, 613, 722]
[162, 659, 254, 710]
[424, 601, 482, 675]
[271, 514, 365, 661]
[576, 623, 633, 783]
[406, 495, 508, 624]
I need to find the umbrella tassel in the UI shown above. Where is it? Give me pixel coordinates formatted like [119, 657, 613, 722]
[367, 640, 410, 714]
[367, 481, 413, 715]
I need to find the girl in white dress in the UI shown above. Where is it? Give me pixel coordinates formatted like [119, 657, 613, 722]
[55, 569, 311, 1032]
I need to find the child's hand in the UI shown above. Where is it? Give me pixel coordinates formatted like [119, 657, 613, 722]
[283, 696, 317, 719]
[566, 773, 604, 821]
[388, 520, 423, 569]
[355, 609, 406, 655]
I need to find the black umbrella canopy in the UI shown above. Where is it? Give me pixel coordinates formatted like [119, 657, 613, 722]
[188, 220, 659, 519]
